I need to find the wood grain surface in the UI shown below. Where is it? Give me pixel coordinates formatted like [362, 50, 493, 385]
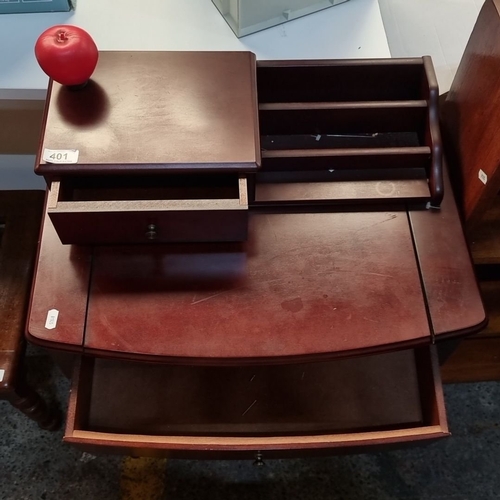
[64, 347, 448, 457]
[36, 51, 260, 176]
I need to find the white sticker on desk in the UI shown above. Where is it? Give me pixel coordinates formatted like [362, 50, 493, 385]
[45, 309, 59, 330]
[0, 369, 4, 383]
[479, 169, 488, 185]
[43, 149, 79, 164]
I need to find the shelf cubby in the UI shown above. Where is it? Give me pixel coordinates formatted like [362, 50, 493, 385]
[254, 58, 443, 210]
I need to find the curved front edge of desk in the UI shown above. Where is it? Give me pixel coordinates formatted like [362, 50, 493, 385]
[63, 346, 448, 458]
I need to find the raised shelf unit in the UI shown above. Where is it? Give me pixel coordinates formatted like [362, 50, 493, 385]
[251, 57, 443, 210]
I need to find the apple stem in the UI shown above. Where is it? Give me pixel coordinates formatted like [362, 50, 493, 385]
[56, 31, 69, 43]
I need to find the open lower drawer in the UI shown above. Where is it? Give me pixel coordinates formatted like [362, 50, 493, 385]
[47, 174, 248, 245]
[65, 347, 448, 459]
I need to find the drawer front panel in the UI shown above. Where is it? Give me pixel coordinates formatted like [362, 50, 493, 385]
[65, 347, 448, 458]
[48, 209, 248, 245]
[47, 176, 248, 244]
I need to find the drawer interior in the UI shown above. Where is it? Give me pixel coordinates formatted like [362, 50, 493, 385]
[65, 347, 448, 455]
[47, 174, 248, 245]
[55, 174, 241, 203]
[257, 61, 428, 103]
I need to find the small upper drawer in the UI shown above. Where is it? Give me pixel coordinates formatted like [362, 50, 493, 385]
[47, 174, 248, 245]
[64, 347, 448, 459]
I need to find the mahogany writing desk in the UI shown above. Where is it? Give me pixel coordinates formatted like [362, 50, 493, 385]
[26, 52, 486, 459]
[26, 170, 486, 458]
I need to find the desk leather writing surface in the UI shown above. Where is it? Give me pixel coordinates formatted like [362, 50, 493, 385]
[82, 211, 429, 363]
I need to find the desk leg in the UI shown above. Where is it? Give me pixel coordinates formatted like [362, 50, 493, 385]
[5, 375, 60, 431]
[437, 338, 461, 365]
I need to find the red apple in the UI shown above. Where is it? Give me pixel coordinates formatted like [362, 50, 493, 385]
[35, 25, 98, 87]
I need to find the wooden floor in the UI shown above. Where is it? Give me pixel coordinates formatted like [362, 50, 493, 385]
[441, 194, 500, 383]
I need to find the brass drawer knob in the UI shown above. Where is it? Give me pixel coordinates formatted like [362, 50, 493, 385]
[145, 224, 157, 240]
[253, 451, 265, 467]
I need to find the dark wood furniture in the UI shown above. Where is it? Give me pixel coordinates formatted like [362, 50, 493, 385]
[441, 0, 500, 226]
[0, 190, 59, 430]
[37, 52, 258, 246]
[36, 53, 444, 248]
[440, 0, 500, 383]
[26, 52, 486, 458]
[28, 178, 482, 458]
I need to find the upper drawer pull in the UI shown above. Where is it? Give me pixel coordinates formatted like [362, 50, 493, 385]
[145, 224, 157, 240]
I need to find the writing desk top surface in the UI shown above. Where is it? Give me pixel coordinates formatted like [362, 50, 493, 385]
[27, 170, 486, 365]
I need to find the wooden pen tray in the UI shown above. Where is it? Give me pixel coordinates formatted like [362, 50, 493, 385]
[253, 58, 443, 210]
[37, 53, 445, 246]
[64, 347, 448, 459]
[47, 174, 248, 245]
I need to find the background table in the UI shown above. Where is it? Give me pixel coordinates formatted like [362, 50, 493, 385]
[0, 0, 390, 189]
[0, 0, 390, 100]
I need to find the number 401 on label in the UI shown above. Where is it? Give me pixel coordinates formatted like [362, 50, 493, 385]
[43, 148, 79, 164]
